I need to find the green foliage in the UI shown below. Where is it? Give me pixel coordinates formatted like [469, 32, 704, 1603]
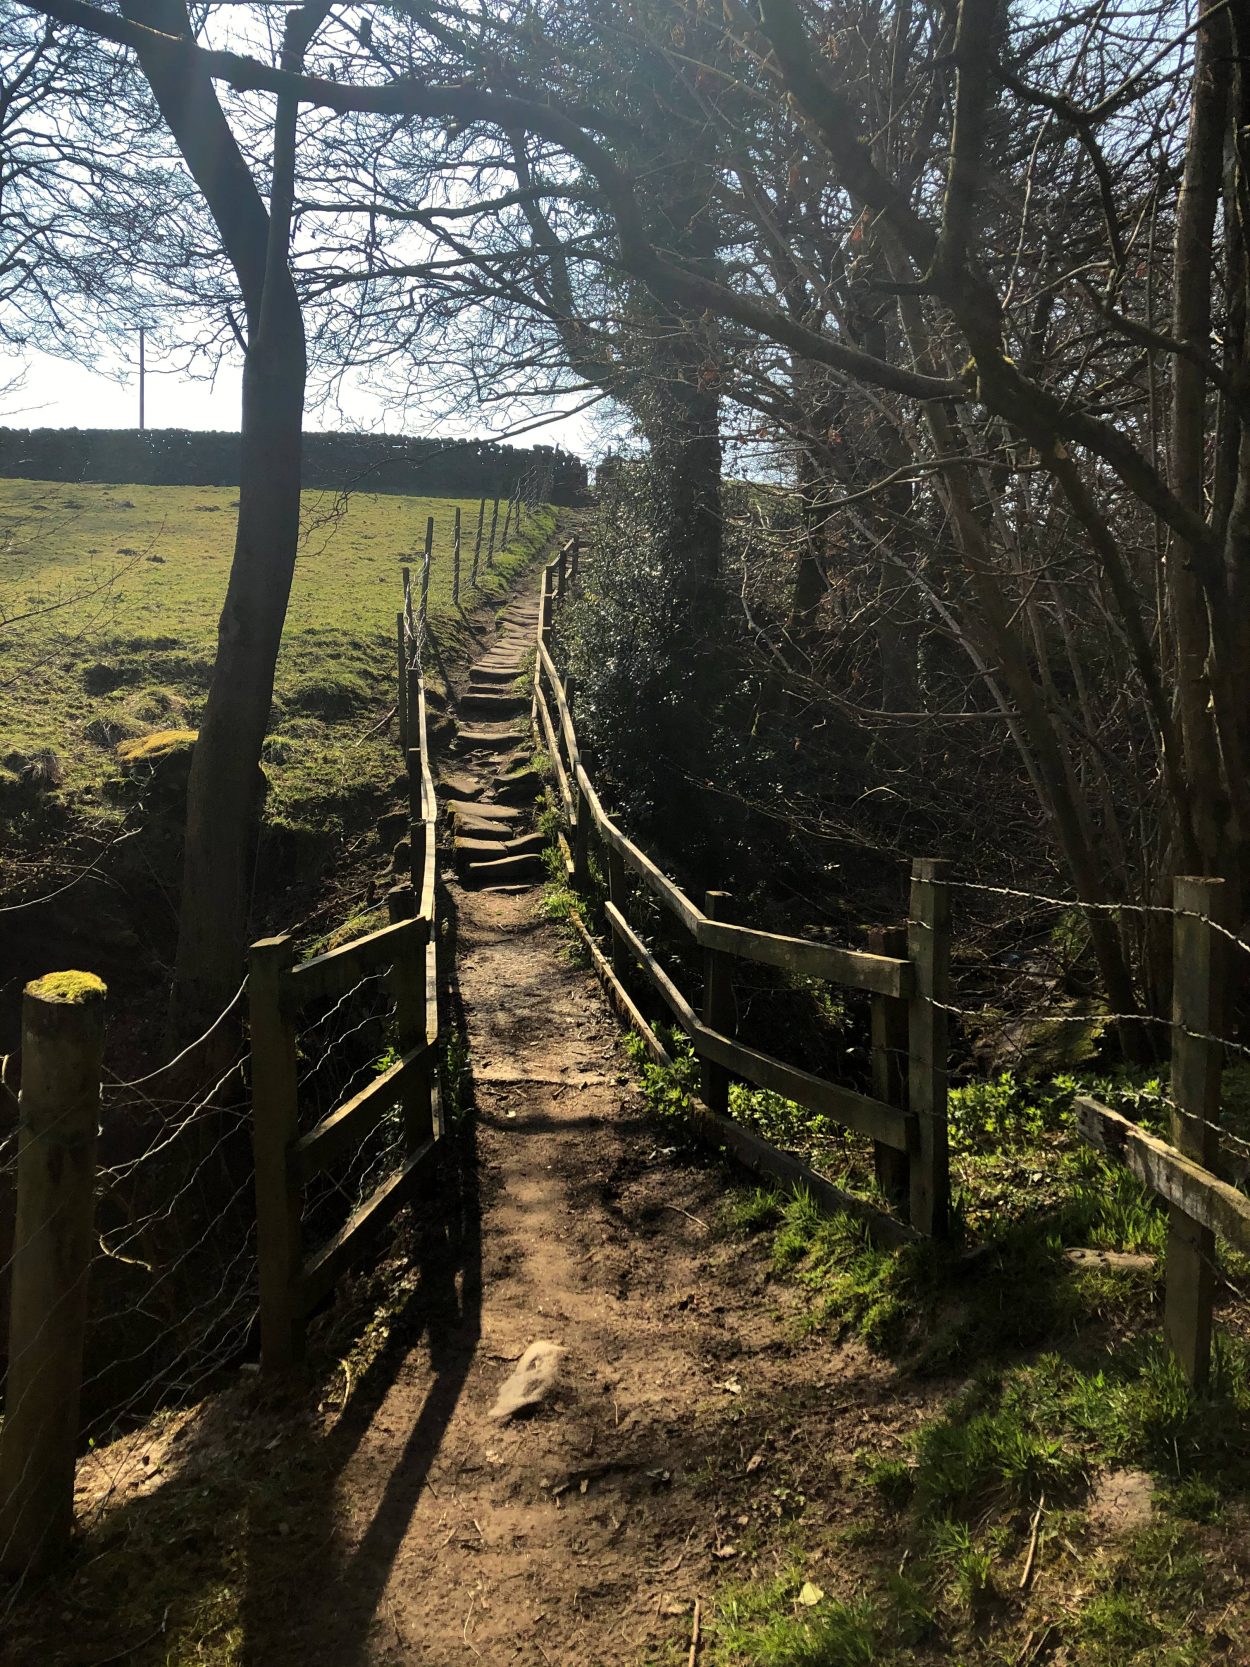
[947, 1071, 1076, 1155]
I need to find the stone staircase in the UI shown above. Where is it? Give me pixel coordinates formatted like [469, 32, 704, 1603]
[442, 591, 548, 890]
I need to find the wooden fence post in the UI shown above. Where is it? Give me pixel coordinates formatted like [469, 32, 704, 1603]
[701, 892, 734, 1116]
[540, 569, 554, 641]
[869, 925, 910, 1215]
[452, 506, 461, 606]
[420, 516, 433, 644]
[387, 887, 433, 1152]
[908, 859, 951, 1237]
[0, 973, 106, 1577]
[574, 775, 592, 890]
[501, 489, 514, 548]
[407, 745, 426, 891]
[472, 496, 486, 584]
[397, 610, 408, 752]
[557, 541, 568, 602]
[249, 936, 303, 1372]
[1166, 874, 1226, 1388]
[486, 496, 500, 567]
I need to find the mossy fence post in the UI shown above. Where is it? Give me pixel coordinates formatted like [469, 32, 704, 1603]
[0, 972, 107, 1577]
[907, 859, 951, 1237]
[1166, 874, 1226, 1388]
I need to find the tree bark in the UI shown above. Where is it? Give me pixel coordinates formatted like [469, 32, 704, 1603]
[122, 0, 311, 1038]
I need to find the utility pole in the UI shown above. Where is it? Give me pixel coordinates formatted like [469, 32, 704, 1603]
[138, 327, 145, 431]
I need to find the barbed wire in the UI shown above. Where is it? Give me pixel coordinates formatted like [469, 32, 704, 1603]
[946, 878, 1250, 962]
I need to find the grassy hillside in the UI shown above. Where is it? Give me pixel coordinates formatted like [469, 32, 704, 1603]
[0, 479, 556, 905]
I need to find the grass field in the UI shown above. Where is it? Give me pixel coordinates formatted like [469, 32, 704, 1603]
[0, 478, 557, 902]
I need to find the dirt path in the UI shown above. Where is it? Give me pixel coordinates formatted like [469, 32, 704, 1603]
[268, 591, 921, 1667]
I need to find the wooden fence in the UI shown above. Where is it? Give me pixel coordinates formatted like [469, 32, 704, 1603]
[531, 543, 950, 1244]
[249, 654, 441, 1370]
[531, 547, 1250, 1384]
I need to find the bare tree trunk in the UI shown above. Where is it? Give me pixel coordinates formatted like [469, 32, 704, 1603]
[1169, 0, 1232, 877]
[123, 0, 316, 1038]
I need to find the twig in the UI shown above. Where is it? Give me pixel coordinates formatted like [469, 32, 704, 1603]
[662, 1204, 709, 1230]
[87, 1606, 169, 1666]
[687, 1596, 702, 1666]
[351, 704, 398, 746]
[1019, 1493, 1045, 1590]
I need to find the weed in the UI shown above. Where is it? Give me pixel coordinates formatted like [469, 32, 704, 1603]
[721, 1186, 785, 1236]
[709, 1568, 879, 1667]
[862, 1454, 913, 1510]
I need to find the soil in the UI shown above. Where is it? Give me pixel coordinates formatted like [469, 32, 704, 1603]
[255, 591, 929, 1665]
[6, 567, 932, 1667]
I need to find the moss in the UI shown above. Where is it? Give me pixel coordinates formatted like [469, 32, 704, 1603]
[115, 728, 198, 767]
[27, 969, 108, 1003]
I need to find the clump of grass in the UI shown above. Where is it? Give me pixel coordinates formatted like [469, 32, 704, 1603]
[709, 1568, 880, 1667]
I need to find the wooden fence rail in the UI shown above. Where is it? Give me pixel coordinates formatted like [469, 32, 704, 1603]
[530, 542, 947, 1243]
[250, 627, 442, 1372]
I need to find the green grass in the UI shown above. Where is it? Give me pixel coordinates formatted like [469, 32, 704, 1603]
[0, 479, 557, 897]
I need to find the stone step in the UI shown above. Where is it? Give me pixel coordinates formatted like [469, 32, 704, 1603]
[492, 766, 542, 805]
[460, 691, 527, 717]
[446, 799, 520, 822]
[468, 666, 522, 686]
[451, 727, 528, 755]
[439, 770, 483, 800]
[454, 814, 523, 840]
[455, 830, 547, 859]
[463, 851, 547, 886]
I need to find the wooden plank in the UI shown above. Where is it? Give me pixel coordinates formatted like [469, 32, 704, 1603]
[283, 916, 428, 1009]
[1076, 1095, 1250, 1254]
[537, 639, 580, 771]
[697, 919, 911, 996]
[685, 1099, 918, 1249]
[1165, 875, 1227, 1388]
[568, 906, 673, 1069]
[870, 924, 911, 1214]
[249, 935, 304, 1371]
[604, 901, 913, 1150]
[291, 1044, 432, 1184]
[397, 610, 408, 753]
[572, 741, 906, 991]
[388, 885, 433, 1153]
[296, 1137, 438, 1315]
[412, 674, 438, 928]
[574, 764, 704, 937]
[534, 679, 575, 817]
[694, 1020, 913, 1152]
[908, 858, 950, 1237]
[604, 900, 697, 1029]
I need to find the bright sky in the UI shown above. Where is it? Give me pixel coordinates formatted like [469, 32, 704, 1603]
[1, 345, 602, 458]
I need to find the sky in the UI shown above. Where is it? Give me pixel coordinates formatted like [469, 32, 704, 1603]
[0, 344, 603, 459]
